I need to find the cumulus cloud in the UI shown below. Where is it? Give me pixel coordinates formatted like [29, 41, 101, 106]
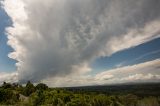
[95, 59, 160, 85]
[43, 59, 160, 87]
[121, 73, 160, 82]
[0, 59, 159, 87]
[0, 72, 18, 85]
[1, 0, 160, 83]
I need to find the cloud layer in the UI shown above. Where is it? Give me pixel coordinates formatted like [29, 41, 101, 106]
[44, 59, 160, 87]
[2, 0, 160, 84]
[0, 72, 18, 84]
[95, 59, 160, 85]
[0, 59, 160, 87]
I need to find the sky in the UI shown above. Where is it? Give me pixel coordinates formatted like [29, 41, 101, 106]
[0, 0, 160, 87]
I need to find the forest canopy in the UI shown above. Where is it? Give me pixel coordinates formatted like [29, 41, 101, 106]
[0, 81, 160, 106]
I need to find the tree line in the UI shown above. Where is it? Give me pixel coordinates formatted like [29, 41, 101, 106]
[0, 81, 160, 106]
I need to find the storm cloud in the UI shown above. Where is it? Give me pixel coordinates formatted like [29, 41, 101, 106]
[2, 0, 160, 83]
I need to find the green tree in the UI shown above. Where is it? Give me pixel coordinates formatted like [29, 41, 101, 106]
[36, 83, 48, 90]
[2, 82, 12, 89]
[24, 81, 35, 96]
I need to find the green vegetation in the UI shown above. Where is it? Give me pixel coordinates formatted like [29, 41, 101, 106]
[0, 82, 160, 106]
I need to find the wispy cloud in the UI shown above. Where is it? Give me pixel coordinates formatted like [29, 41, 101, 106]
[128, 49, 160, 64]
[119, 49, 160, 66]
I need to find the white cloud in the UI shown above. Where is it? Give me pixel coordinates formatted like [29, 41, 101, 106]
[95, 74, 114, 81]
[95, 59, 160, 85]
[0, 59, 159, 87]
[121, 73, 160, 82]
[0, 72, 18, 85]
[106, 21, 160, 55]
[2, 0, 160, 84]
[44, 59, 160, 87]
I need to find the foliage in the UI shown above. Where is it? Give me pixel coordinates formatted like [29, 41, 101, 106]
[0, 88, 19, 105]
[0, 82, 160, 106]
[23, 81, 36, 96]
[36, 83, 48, 90]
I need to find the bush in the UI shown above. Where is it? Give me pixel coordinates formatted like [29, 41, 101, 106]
[0, 89, 19, 105]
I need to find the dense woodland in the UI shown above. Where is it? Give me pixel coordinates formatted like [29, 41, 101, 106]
[0, 81, 160, 106]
